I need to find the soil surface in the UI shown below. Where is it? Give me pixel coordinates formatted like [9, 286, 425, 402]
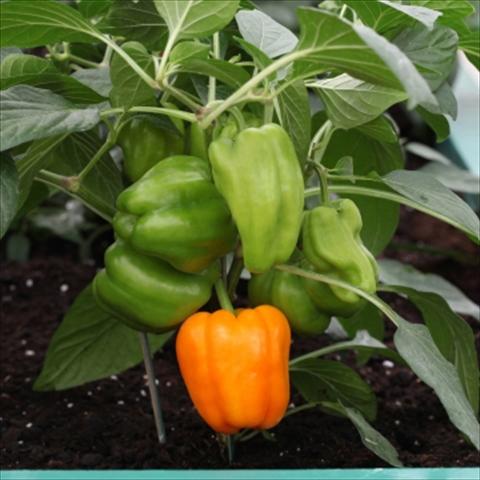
[1, 209, 479, 469]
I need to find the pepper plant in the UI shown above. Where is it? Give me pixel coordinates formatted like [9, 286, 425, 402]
[1, 0, 479, 467]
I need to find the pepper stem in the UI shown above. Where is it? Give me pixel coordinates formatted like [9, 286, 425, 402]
[230, 107, 246, 132]
[215, 278, 235, 313]
[139, 332, 166, 445]
[227, 434, 235, 464]
[227, 256, 244, 300]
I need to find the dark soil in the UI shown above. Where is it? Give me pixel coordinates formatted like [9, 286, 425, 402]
[1, 209, 479, 469]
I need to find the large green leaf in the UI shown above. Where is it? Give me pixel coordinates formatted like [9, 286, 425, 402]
[101, 0, 168, 50]
[154, 0, 239, 39]
[416, 105, 450, 142]
[291, 359, 377, 421]
[294, 9, 437, 110]
[378, 259, 480, 320]
[1, 86, 101, 152]
[395, 288, 479, 414]
[235, 9, 298, 58]
[344, 0, 440, 35]
[0, 152, 18, 238]
[0, 54, 106, 105]
[343, 406, 403, 467]
[309, 73, 407, 129]
[34, 284, 172, 391]
[420, 162, 480, 194]
[394, 317, 479, 449]
[109, 41, 155, 108]
[176, 58, 249, 88]
[383, 170, 480, 243]
[0, 0, 100, 48]
[276, 80, 311, 165]
[460, 29, 480, 70]
[394, 24, 458, 91]
[72, 67, 112, 98]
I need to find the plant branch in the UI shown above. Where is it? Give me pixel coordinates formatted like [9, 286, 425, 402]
[275, 264, 399, 327]
[227, 256, 244, 299]
[199, 50, 310, 128]
[215, 279, 234, 313]
[209, 32, 220, 103]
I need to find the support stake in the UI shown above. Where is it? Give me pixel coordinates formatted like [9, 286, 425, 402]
[139, 332, 166, 444]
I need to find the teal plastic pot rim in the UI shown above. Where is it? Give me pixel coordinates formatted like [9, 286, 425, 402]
[1, 469, 479, 480]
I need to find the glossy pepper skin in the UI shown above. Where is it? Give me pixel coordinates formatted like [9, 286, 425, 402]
[113, 155, 237, 273]
[249, 268, 330, 335]
[176, 306, 291, 434]
[118, 116, 184, 182]
[209, 123, 304, 273]
[302, 199, 378, 316]
[93, 241, 219, 333]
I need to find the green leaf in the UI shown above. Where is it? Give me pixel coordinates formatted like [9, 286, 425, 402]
[176, 58, 249, 88]
[0, 46, 22, 63]
[344, 0, 440, 34]
[342, 406, 403, 467]
[406, 142, 452, 164]
[100, 0, 168, 51]
[78, 0, 113, 19]
[394, 288, 479, 414]
[235, 36, 272, 72]
[356, 115, 399, 143]
[394, 25, 458, 91]
[0, 85, 101, 152]
[416, 105, 450, 142]
[0, 152, 18, 238]
[15, 134, 70, 208]
[339, 302, 385, 341]
[276, 80, 311, 165]
[235, 9, 298, 58]
[109, 41, 155, 108]
[154, 0, 239, 39]
[34, 284, 172, 391]
[460, 29, 480, 70]
[291, 359, 377, 421]
[420, 162, 480, 194]
[353, 22, 437, 109]
[410, 1, 475, 29]
[294, 9, 437, 110]
[47, 132, 124, 216]
[294, 9, 401, 89]
[72, 67, 112, 98]
[394, 317, 480, 449]
[0, 0, 100, 48]
[383, 170, 480, 243]
[378, 258, 480, 320]
[0, 54, 106, 105]
[169, 41, 210, 65]
[309, 74, 407, 129]
[430, 82, 457, 119]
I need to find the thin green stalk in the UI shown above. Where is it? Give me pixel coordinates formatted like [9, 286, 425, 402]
[199, 50, 311, 128]
[227, 256, 244, 299]
[209, 33, 220, 103]
[35, 170, 114, 222]
[163, 82, 202, 111]
[275, 264, 399, 327]
[68, 53, 100, 69]
[263, 101, 274, 124]
[290, 341, 356, 366]
[215, 279, 234, 313]
[99, 35, 158, 89]
[129, 106, 197, 122]
[100, 43, 114, 67]
[230, 107, 246, 131]
[76, 135, 115, 183]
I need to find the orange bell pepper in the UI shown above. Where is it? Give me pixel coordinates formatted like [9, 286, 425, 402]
[176, 305, 291, 434]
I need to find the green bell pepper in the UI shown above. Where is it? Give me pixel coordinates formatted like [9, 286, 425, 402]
[209, 123, 304, 273]
[118, 115, 184, 182]
[93, 241, 219, 333]
[302, 198, 378, 316]
[113, 155, 237, 273]
[249, 266, 330, 335]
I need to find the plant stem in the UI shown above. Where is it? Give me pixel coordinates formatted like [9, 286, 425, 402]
[230, 107, 246, 131]
[199, 50, 310, 128]
[98, 35, 158, 89]
[163, 82, 202, 111]
[227, 256, 244, 299]
[139, 332, 167, 445]
[209, 33, 220, 104]
[100, 43, 114, 67]
[76, 135, 115, 183]
[129, 106, 197, 122]
[227, 435, 234, 464]
[68, 53, 100, 69]
[263, 101, 274, 124]
[215, 279, 235, 313]
[35, 170, 115, 222]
